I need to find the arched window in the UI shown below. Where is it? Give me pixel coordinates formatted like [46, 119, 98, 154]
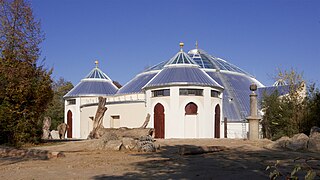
[185, 102, 198, 115]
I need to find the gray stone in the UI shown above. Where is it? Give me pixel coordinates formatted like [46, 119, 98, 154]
[50, 130, 60, 139]
[308, 132, 320, 152]
[122, 137, 138, 150]
[267, 136, 290, 149]
[137, 136, 157, 152]
[310, 126, 320, 136]
[105, 140, 123, 151]
[137, 141, 156, 152]
[49, 151, 65, 158]
[86, 139, 105, 150]
[287, 133, 309, 151]
[101, 132, 118, 142]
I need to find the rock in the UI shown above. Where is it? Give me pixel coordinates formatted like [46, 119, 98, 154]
[50, 130, 60, 139]
[101, 132, 119, 142]
[310, 126, 320, 136]
[308, 132, 320, 152]
[0, 146, 49, 159]
[86, 139, 106, 150]
[267, 136, 290, 149]
[138, 141, 156, 152]
[137, 135, 157, 152]
[49, 151, 65, 158]
[122, 137, 138, 150]
[287, 133, 309, 151]
[105, 140, 123, 151]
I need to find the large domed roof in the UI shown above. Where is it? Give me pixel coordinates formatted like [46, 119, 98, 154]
[117, 44, 265, 121]
[64, 62, 118, 98]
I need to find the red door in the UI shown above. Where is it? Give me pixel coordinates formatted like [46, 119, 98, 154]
[154, 103, 165, 138]
[67, 110, 72, 138]
[215, 105, 220, 138]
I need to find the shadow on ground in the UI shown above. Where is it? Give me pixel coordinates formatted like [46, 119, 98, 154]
[91, 144, 320, 180]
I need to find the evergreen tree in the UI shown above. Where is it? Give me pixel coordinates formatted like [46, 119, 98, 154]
[0, 0, 53, 146]
[302, 84, 320, 134]
[260, 69, 320, 139]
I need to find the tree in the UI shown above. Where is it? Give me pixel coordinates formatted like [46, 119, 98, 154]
[261, 91, 282, 139]
[45, 78, 73, 130]
[302, 83, 320, 134]
[261, 69, 307, 140]
[0, 0, 53, 146]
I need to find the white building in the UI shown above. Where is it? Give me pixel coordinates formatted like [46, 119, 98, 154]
[64, 43, 265, 139]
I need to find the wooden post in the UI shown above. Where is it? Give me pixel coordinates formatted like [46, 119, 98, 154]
[224, 117, 227, 138]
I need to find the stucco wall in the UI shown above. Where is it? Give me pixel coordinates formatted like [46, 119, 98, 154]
[226, 122, 248, 139]
[104, 102, 147, 128]
[146, 86, 223, 139]
[64, 97, 81, 139]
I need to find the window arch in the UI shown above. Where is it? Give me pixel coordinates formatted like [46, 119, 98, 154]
[185, 102, 198, 115]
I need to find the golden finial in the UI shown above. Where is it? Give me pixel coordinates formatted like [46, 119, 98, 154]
[195, 40, 198, 49]
[95, 60, 99, 68]
[179, 42, 184, 52]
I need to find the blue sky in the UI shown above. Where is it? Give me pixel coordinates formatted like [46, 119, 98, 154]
[31, 0, 320, 87]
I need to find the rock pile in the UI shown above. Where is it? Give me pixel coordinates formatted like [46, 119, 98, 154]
[88, 135, 159, 152]
[0, 146, 65, 159]
[266, 126, 320, 152]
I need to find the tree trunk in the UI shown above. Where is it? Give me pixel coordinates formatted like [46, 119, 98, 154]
[179, 146, 226, 155]
[88, 97, 107, 139]
[140, 113, 151, 128]
[88, 97, 154, 139]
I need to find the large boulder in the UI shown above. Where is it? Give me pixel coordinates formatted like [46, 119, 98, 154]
[287, 133, 309, 151]
[86, 139, 109, 150]
[137, 136, 157, 152]
[308, 132, 320, 152]
[310, 126, 320, 136]
[122, 137, 138, 150]
[265, 136, 290, 149]
[105, 140, 123, 151]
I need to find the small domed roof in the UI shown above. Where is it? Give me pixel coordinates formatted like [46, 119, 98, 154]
[144, 64, 223, 89]
[64, 62, 118, 98]
[143, 44, 222, 89]
[165, 50, 197, 65]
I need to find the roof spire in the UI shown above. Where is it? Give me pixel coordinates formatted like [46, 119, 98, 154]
[179, 42, 184, 52]
[195, 40, 198, 49]
[95, 60, 99, 68]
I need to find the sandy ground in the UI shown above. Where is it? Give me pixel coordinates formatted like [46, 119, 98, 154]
[0, 139, 319, 180]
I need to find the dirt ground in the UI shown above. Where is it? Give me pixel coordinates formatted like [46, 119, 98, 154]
[0, 139, 319, 180]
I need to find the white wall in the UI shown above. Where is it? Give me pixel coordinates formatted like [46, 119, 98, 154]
[73, 96, 148, 139]
[104, 102, 147, 128]
[79, 106, 95, 139]
[146, 85, 223, 139]
[226, 122, 248, 139]
[64, 97, 81, 139]
[65, 86, 228, 140]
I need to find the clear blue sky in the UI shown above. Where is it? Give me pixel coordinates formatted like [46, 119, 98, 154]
[31, 0, 320, 87]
